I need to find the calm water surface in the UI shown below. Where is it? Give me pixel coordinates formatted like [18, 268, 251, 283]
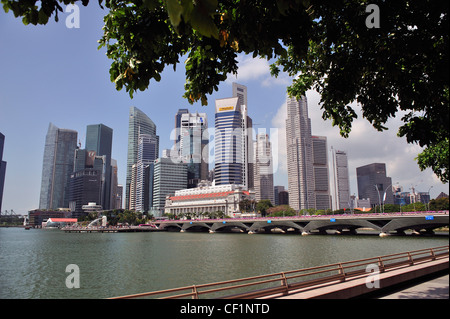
[0, 227, 447, 298]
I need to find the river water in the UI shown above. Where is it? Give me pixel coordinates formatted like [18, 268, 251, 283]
[0, 227, 447, 299]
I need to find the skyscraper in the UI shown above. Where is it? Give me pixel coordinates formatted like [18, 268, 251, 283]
[135, 133, 158, 212]
[356, 163, 394, 207]
[333, 148, 351, 209]
[254, 133, 275, 204]
[85, 124, 113, 210]
[214, 83, 253, 189]
[126, 106, 159, 209]
[0, 132, 6, 213]
[152, 157, 187, 216]
[39, 123, 78, 209]
[285, 96, 314, 211]
[312, 136, 331, 210]
[232, 83, 254, 189]
[179, 112, 209, 188]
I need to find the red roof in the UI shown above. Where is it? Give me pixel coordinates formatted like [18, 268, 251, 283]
[48, 218, 78, 223]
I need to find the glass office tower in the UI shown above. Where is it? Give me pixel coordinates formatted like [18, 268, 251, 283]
[126, 106, 159, 209]
[85, 124, 113, 210]
[39, 123, 78, 209]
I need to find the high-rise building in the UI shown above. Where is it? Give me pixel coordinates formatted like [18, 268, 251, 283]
[135, 133, 158, 212]
[179, 112, 209, 188]
[39, 123, 78, 210]
[126, 106, 159, 209]
[253, 133, 275, 204]
[333, 148, 351, 209]
[152, 157, 187, 216]
[214, 83, 253, 189]
[0, 132, 6, 213]
[233, 83, 254, 189]
[274, 185, 285, 206]
[85, 124, 113, 210]
[174, 109, 189, 155]
[356, 163, 394, 207]
[312, 136, 331, 210]
[285, 96, 314, 211]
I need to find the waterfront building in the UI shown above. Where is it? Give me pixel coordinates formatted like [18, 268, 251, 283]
[126, 106, 159, 209]
[332, 148, 351, 210]
[178, 112, 209, 188]
[135, 133, 158, 212]
[28, 209, 71, 227]
[174, 109, 190, 156]
[214, 83, 253, 189]
[253, 133, 275, 204]
[39, 123, 78, 210]
[152, 157, 187, 216]
[0, 132, 6, 212]
[278, 190, 289, 205]
[164, 184, 255, 217]
[69, 148, 107, 216]
[285, 96, 314, 211]
[312, 136, 331, 210]
[356, 163, 394, 207]
[85, 124, 114, 210]
[273, 186, 285, 206]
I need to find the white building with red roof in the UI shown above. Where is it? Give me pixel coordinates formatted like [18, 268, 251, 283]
[164, 184, 255, 217]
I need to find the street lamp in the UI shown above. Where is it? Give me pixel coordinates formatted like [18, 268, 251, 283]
[427, 186, 433, 211]
[382, 182, 394, 214]
[374, 185, 381, 214]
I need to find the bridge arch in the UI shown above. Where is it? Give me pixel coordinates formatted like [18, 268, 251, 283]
[381, 216, 449, 234]
[210, 221, 251, 233]
[248, 220, 304, 234]
[302, 219, 382, 234]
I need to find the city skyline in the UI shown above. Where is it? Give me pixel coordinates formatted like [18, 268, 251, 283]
[0, 7, 447, 214]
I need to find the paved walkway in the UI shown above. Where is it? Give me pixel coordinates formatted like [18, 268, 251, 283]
[379, 274, 449, 299]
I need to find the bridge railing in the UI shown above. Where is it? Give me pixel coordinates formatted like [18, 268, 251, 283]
[109, 245, 449, 299]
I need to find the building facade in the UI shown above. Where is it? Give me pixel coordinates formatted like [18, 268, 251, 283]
[135, 133, 158, 212]
[164, 184, 255, 217]
[253, 133, 275, 204]
[285, 96, 314, 211]
[152, 157, 187, 216]
[126, 106, 159, 209]
[85, 124, 113, 210]
[333, 148, 351, 210]
[356, 163, 394, 207]
[39, 123, 78, 210]
[312, 136, 331, 210]
[178, 112, 209, 188]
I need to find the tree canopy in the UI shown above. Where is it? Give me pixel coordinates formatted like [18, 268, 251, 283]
[2, 0, 448, 182]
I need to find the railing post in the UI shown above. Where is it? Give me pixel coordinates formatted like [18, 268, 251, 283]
[407, 252, 414, 265]
[430, 248, 436, 260]
[378, 257, 385, 273]
[192, 285, 199, 299]
[280, 272, 289, 295]
[338, 263, 346, 281]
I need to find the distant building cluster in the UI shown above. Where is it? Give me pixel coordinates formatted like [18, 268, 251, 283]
[28, 83, 445, 221]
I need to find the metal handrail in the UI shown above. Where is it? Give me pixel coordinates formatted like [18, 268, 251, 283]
[108, 245, 449, 299]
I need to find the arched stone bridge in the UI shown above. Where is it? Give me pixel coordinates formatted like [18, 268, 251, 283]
[153, 212, 449, 237]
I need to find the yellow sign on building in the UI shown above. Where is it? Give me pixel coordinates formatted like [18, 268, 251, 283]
[218, 106, 234, 111]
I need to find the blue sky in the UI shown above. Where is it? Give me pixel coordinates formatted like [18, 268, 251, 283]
[0, 5, 447, 214]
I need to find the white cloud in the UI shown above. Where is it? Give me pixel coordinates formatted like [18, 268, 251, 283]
[228, 54, 292, 87]
[269, 89, 448, 200]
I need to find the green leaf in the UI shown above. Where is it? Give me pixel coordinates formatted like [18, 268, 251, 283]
[165, 0, 183, 28]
